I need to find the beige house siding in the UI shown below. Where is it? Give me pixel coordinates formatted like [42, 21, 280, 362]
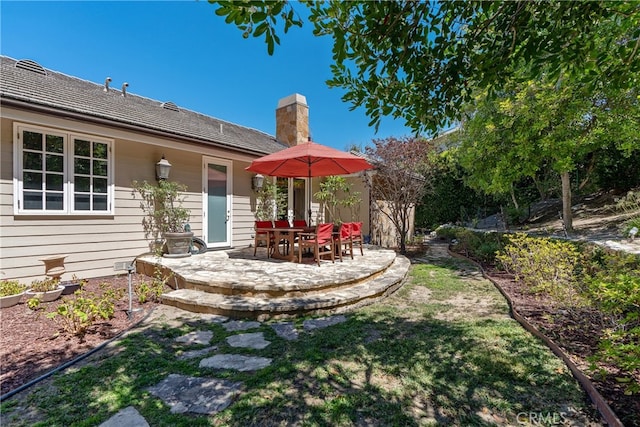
[1, 55, 369, 282]
[230, 162, 255, 248]
[313, 174, 371, 238]
[0, 110, 260, 282]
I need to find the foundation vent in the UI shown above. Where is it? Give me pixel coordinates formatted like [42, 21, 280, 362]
[15, 59, 47, 76]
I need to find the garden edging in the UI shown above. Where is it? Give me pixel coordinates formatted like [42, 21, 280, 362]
[447, 247, 624, 427]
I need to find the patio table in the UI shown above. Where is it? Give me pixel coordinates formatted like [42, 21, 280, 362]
[256, 227, 308, 261]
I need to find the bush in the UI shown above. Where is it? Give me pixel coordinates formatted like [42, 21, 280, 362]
[588, 272, 640, 394]
[496, 234, 585, 304]
[444, 228, 507, 265]
[0, 280, 27, 297]
[47, 283, 125, 337]
[29, 278, 60, 292]
[434, 224, 463, 241]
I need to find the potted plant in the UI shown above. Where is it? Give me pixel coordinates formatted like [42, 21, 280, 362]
[0, 280, 28, 308]
[132, 179, 192, 257]
[26, 278, 65, 302]
[61, 274, 86, 295]
[315, 176, 362, 227]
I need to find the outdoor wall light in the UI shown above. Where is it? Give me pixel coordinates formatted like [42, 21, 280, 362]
[252, 174, 264, 191]
[155, 155, 172, 181]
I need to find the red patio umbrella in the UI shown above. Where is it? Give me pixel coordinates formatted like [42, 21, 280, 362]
[246, 141, 373, 223]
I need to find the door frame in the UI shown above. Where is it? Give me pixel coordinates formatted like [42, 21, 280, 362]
[202, 156, 233, 248]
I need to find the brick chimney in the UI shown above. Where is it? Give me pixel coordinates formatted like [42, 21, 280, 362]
[276, 94, 309, 146]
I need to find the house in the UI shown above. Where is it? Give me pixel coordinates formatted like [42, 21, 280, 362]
[0, 56, 372, 281]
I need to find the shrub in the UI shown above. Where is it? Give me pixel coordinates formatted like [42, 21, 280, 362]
[621, 217, 640, 240]
[28, 278, 60, 292]
[0, 280, 27, 297]
[435, 224, 463, 240]
[588, 272, 640, 394]
[135, 263, 170, 303]
[496, 234, 585, 304]
[134, 278, 166, 303]
[47, 283, 125, 337]
[447, 228, 507, 265]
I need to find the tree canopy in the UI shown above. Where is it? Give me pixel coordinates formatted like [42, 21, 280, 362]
[455, 72, 640, 230]
[210, 1, 639, 134]
[365, 136, 436, 253]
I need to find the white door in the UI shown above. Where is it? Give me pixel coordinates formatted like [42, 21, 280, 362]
[203, 157, 232, 248]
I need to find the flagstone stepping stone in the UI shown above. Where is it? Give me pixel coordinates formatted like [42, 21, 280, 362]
[303, 315, 347, 331]
[271, 322, 299, 341]
[177, 345, 218, 360]
[223, 320, 261, 332]
[200, 354, 272, 371]
[226, 332, 270, 349]
[99, 406, 149, 427]
[202, 314, 229, 324]
[175, 330, 213, 345]
[148, 374, 242, 415]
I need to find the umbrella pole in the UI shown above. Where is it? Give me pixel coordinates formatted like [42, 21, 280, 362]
[308, 176, 312, 225]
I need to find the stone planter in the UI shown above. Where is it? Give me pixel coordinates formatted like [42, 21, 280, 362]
[25, 285, 65, 302]
[0, 292, 25, 308]
[61, 281, 82, 295]
[164, 231, 194, 258]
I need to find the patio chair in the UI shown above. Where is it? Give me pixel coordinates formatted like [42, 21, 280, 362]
[298, 223, 335, 266]
[333, 222, 354, 261]
[292, 219, 310, 255]
[274, 219, 292, 254]
[254, 220, 274, 257]
[350, 221, 364, 255]
[293, 219, 308, 227]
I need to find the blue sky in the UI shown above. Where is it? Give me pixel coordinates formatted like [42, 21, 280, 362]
[1, 1, 416, 150]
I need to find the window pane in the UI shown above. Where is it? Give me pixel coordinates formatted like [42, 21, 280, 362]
[74, 194, 90, 210]
[24, 152, 43, 170]
[24, 191, 43, 209]
[93, 177, 107, 193]
[93, 160, 107, 176]
[46, 135, 64, 153]
[75, 176, 90, 192]
[74, 139, 90, 156]
[46, 154, 64, 172]
[93, 195, 107, 211]
[46, 174, 63, 191]
[46, 193, 64, 210]
[74, 158, 90, 175]
[24, 172, 43, 190]
[93, 142, 108, 159]
[23, 131, 42, 150]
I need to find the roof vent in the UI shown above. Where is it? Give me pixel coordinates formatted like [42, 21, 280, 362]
[104, 77, 112, 92]
[121, 82, 129, 97]
[162, 101, 180, 112]
[15, 59, 47, 75]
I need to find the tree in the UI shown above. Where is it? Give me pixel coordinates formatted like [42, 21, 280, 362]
[364, 136, 435, 254]
[456, 75, 640, 231]
[314, 176, 361, 224]
[255, 178, 287, 220]
[416, 150, 501, 229]
[209, 1, 639, 134]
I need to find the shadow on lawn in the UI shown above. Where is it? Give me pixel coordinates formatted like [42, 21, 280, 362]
[4, 306, 600, 427]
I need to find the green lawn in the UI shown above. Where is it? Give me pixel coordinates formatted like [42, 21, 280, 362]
[0, 256, 599, 426]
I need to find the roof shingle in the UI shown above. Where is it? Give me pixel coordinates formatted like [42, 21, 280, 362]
[0, 56, 286, 156]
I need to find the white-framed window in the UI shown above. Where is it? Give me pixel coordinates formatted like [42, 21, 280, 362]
[14, 123, 114, 215]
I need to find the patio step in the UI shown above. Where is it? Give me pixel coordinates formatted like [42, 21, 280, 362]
[160, 255, 410, 320]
